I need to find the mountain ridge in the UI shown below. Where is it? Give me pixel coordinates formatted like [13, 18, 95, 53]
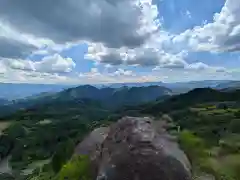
[142, 88, 240, 114]
[0, 80, 237, 100]
[0, 85, 172, 117]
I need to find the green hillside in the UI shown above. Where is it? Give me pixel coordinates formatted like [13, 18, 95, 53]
[0, 87, 240, 179]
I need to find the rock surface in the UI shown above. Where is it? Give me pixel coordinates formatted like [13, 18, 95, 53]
[75, 116, 191, 180]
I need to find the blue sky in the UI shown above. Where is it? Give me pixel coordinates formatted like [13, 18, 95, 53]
[0, 0, 240, 84]
[157, 0, 225, 32]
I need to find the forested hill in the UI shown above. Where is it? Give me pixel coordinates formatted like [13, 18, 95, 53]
[51, 85, 172, 107]
[0, 85, 172, 117]
[142, 88, 240, 114]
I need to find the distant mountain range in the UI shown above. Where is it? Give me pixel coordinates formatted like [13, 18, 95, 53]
[0, 83, 74, 100]
[216, 81, 240, 90]
[0, 85, 172, 117]
[1, 80, 239, 100]
[107, 80, 238, 93]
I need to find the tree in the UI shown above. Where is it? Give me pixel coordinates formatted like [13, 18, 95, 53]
[229, 119, 240, 133]
[51, 139, 75, 173]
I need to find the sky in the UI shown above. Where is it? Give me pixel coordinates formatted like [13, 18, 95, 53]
[0, 0, 240, 84]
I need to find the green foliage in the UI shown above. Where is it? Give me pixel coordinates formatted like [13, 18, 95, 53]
[0, 173, 15, 180]
[229, 119, 240, 133]
[51, 139, 75, 173]
[234, 110, 240, 118]
[219, 134, 240, 155]
[3, 122, 26, 139]
[27, 155, 92, 180]
[56, 155, 92, 180]
[178, 131, 240, 180]
[0, 116, 95, 171]
[142, 88, 240, 114]
[178, 130, 207, 166]
[200, 155, 240, 180]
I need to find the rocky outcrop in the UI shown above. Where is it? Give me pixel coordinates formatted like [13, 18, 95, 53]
[75, 116, 191, 180]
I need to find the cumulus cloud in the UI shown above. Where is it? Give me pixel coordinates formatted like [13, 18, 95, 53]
[186, 62, 226, 72]
[0, 0, 238, 84]
[0, 61, 7, 74]
[35, 54, 76, 73]
[0, 63, 236, 85]
[75, 67, 236, 85]
[85, 41, 189, 68]
[153, 61, 226, 73]
[0, 69, 71, 84]
[0, 0, 159, 52]
[1, 54, 76, 73]
[172, 0, 240, 52]
[0, 0, 169, 74]
[112, 68, 134, 76]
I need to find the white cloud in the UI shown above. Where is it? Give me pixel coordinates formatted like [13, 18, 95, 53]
[90, 68, 99, 74]
[0, 0, 160, 56]
[0, 70, 71, 84]
[112, 68, 134, 76]
[82, 0, 168, 68]
[35, 54, 76, 73]
[85, 41, 189, 68]
[75, 67, 238, 84]
[186, 10, 192, 19]
[0, 64, 238, 85]
[0, 61, 7, 74]
[172, 0, 240, 52]
[186, 62, 226, 72]
[0, 0, 238, 84]
[1, 54, 76, 73]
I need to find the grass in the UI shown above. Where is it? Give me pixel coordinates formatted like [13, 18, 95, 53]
[178, 130, 240, 180]
[199, 154, 240, 180]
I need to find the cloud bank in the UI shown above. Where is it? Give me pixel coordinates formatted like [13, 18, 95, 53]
[0, 0, 239, 84]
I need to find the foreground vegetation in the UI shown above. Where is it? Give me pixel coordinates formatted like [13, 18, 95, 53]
[0, 99, 112, 178]
[169, 103, 240, 179]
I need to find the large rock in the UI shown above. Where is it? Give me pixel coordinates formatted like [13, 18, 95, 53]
[75, 117, 191, 180]
[75, 127, 110, 177]
[75, 127, 109, 156]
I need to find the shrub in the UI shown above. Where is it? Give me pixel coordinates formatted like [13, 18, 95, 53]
[57, 155, 92, 180]
[178, 130, 207, 166]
